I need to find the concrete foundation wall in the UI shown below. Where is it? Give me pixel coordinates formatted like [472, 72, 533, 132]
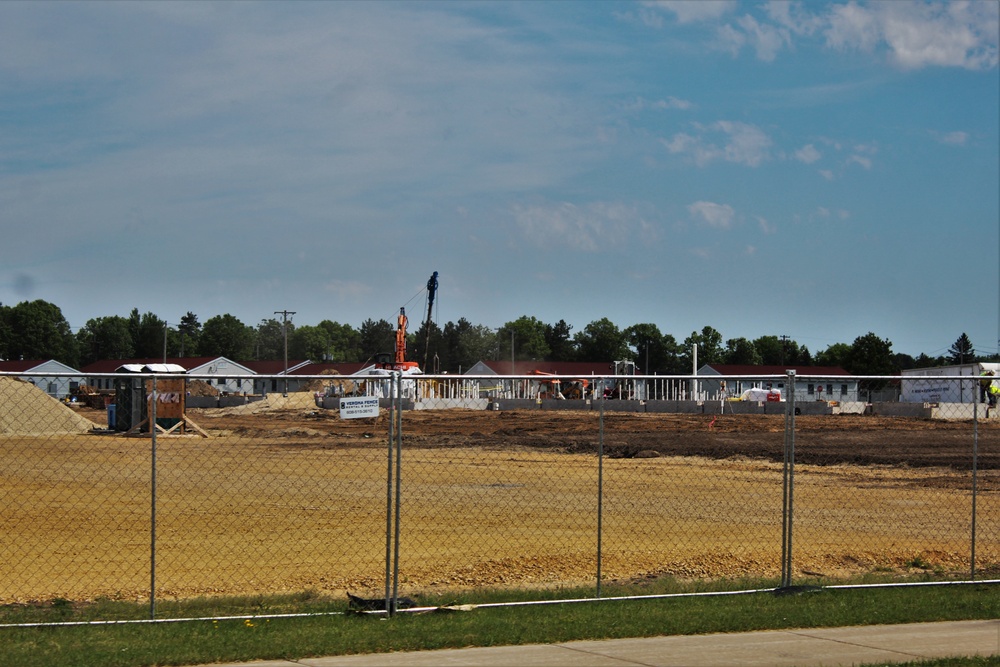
[415, 398, 489, 411]
[540, 399, 592, 411]
[644, 400, 702, 414]
[788, 402, 834, 416]
[186, 396, 218, 409]
[186, 395, 263, 409]
[707, 401, 765, 415]
[871, 402, 933, 418]
[299, 395, 996, 421]
[595, 400, 643, 412]
[492, 399, 540, 411]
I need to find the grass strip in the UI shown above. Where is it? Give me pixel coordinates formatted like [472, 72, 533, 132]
[0, 581, 998, 667]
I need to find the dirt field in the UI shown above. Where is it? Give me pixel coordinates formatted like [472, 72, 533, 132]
[1, 394, 999, 604]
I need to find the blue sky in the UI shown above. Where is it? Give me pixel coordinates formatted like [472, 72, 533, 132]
[1, 0, 997, 358]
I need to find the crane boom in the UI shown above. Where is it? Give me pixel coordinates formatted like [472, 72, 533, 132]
[422, 271, 438, 369]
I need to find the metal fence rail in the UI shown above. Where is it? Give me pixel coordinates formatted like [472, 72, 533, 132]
[0, 370, 997, 623]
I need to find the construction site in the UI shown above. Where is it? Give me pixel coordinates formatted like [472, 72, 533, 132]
[0, 367, 998, 610]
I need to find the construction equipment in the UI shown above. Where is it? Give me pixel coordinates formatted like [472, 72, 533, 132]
[375, 272, 437, 373]
[376, 307, 420, 372]
[529, 370, 589, 400]
[422, 271, 438, 370]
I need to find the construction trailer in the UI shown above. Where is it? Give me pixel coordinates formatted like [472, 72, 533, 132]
[900, 362, 1000, 403]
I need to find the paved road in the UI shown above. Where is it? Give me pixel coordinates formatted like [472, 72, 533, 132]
[196, 619, 999, 667]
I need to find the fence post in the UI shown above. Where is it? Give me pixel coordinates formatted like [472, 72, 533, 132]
[972, 396, 979, 579]
[384, 380, 394, 613]
[596, 383, 604, 598]
[780, 370, 796, 588]
[150, 374, 158, 620]
[391, 372, 403, 615]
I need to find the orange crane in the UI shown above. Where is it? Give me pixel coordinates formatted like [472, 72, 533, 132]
[376, 272, 437, 373]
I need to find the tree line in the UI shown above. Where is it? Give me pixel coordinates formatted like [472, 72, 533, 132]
[0, 299, 995, 376]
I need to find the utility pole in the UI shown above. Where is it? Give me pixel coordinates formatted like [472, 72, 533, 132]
[275, 310, 296, 397]
[779, 335, 790, 366]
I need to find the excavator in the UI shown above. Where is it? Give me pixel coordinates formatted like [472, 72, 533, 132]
[530, 370, 589, 400]
[375, 271, 437, 373]
[377, 307, 420, 372]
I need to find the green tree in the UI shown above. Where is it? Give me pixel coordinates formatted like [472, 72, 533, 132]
[815, 342, 851, 368]
[289, 324, 333, 361]
[846, 332, 896, 376]
[128, 309, 170, 359]
[412, 319, 444, 370]
[442, 318, 497, 373]
[913, 352, 944, 367]
[358, 318, 394, 363]
[753, 335, 805, 366]
[574, 318, 631, 363]
[256, 318, 289, 361]
[499, 316, 551, 362]
[545, 320, 576, 362]
[178, 312, 201, 357]
[948, 333, 976, 365]
[316, 320, 360, 362]
[2, 300, 78, 366]
[681, 326, 724, 369]
[77, 316, 134, 365]
[0, 303, 11, 359]
[624, 323, 681, 374]
[199, 314, 255, 360]
[724, 337, 762, 365]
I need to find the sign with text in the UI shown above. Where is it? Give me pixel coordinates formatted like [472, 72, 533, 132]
[340, 396, 380, 420]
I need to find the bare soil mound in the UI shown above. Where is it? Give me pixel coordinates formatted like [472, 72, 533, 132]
[0, 377, 99, 434]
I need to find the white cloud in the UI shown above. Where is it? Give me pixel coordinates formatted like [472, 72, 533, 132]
[847, 142, 877, 170]
[795, 143, 822, 164]
[849, 155, 872, 169]
[624, 95, 694, 111]
[512, 201, 647, 252]
[664, 121, 772, 167]
[715, 121, 773, 166]
[756, 215, 776, 234]
[643, 0, 998, 71]
[825, 0, 999, 70]
[688, 201, 735, 229]
[764, 1, 824, 37]
[718, 13, 791, 61]
[647, 0, 737, 24]
[939, 130, 969, 145]
[812, 207, 850, 222]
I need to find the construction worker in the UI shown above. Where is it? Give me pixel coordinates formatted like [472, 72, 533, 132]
[980, 370, 996, 405]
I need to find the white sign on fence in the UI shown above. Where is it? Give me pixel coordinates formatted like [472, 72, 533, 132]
[340, 396, 380, 419]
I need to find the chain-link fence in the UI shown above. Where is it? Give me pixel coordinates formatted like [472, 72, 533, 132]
[1, 370, 998, 623]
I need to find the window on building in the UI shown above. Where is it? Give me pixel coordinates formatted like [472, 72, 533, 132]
[840, 384, 848, 395]
[807, 383, 815, 395]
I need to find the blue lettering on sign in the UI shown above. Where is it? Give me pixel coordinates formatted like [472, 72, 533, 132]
[341, 397, 380, 418]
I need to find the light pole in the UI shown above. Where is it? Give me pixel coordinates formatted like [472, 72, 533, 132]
[275, 310, 296, 397]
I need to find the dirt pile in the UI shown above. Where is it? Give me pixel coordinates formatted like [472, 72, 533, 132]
[187, 380, 220, 397]
[0, 377, 99, 435]
[301, 369, 359, 395]
[198, 390, 320, 416]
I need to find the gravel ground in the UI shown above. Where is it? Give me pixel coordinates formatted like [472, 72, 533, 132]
[0, 398, 997, 603]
